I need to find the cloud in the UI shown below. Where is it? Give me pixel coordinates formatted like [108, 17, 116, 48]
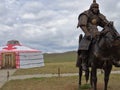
[0, 0, 120, 53]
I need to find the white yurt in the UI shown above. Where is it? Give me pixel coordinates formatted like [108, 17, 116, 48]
[0, 40, 44, 69]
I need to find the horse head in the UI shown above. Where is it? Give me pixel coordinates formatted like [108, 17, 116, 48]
[94, 23, 120, 66]
[98, 24, 119, 50]
[92, 24, 120, 60]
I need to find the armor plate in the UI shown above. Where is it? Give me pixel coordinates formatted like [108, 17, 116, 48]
[79, 37, 91, 50]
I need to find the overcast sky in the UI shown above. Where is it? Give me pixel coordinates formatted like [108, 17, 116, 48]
[0, 0, 120, 53]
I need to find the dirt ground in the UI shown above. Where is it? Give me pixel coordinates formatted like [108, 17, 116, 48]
[0, 69, 16, 88]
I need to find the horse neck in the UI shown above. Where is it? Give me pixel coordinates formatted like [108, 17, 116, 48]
[111, 39, 120, 59]
[97, 32, 120, 59]
[112, 38, 120, 47]
[91, 32, 113, 58]
[97, 36, 111, 50]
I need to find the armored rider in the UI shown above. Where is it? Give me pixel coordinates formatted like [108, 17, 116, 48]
[76, 0, 111, 71]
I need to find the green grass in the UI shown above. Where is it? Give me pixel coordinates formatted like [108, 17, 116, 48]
[13, 51, 78, 75]
[14, 62, 78, 75]
[1, 51, 120, 90]
[13, 51, 120, 75]
[1, 76, 78, 90]
[80, 84, 92, 89]
[1, 74, 120, 90]
[44, 51, 77, 63]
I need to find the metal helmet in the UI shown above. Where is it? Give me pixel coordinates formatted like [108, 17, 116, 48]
[90, 0, 99, 9]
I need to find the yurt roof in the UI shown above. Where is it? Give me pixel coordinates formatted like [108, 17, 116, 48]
[0, 40, 41, 52]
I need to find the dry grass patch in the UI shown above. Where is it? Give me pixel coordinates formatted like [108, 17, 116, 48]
[1, 76, 78, 90]
[14, 62, 120, 76]
[14, 62, 78, 75]
[112, 66, 120, 71]
[1, 74, 120, 90]
[13, 51, 120, 76]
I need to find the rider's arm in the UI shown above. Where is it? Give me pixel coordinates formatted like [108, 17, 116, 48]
[99, 14, 109, 27]
[77, 14, 90, 36]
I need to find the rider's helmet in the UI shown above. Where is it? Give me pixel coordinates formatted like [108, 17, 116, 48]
[89, 0, 99, 14]
[90, 0, 99, 9]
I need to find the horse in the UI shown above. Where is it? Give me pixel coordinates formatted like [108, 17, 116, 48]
[77, 24, 120, 90]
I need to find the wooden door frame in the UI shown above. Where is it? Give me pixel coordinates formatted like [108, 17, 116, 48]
[1, 52, 16, 69]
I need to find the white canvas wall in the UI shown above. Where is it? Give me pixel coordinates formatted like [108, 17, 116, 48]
[19, 52, 44, 68]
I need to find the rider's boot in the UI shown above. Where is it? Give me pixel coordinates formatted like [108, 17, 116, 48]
[80, 52, 87, 71]
[79, 51, 87, 71]
[76, 55, 80, 67]
[76, 50, 81, 67]
[81, 59, 87, 71]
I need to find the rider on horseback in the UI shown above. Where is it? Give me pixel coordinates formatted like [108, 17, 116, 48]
[76, 0, 119, 71]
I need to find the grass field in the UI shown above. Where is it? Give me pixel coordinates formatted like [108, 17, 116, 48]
[44, 51, 77, 63]
[1, 51, 120, 90]
[13, 51, 120, 75]
[14, 62, 78, 75]
[1, 74, 120, 90]
[13, 51, 78, 75]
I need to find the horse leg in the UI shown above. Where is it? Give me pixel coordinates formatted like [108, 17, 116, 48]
[85, 68, 89, 84]
[92, 67, 97, 90]
[79, 66, 82, 86]
[104, 65, 112, 90]
[90, 71, 93, 87]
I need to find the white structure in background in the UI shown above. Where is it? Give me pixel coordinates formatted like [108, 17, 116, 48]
[0, 40, 44, 69]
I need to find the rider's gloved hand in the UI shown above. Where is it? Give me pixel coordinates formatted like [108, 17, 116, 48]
[101, 29, 109, 35]
[96, 31, 100, 36]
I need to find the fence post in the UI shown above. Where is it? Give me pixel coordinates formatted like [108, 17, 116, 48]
[58, 67, 60, 77]
[7, 71, 9, 81]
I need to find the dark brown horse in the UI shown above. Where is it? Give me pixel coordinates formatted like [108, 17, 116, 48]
[77, 24, 120, 90]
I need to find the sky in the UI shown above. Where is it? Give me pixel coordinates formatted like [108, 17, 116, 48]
[0, 0, 120, 53]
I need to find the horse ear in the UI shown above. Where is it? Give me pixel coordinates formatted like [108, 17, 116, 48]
[79, 34, 83, 39]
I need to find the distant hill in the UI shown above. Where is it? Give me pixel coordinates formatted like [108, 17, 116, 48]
[44, 51, 77, 63]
